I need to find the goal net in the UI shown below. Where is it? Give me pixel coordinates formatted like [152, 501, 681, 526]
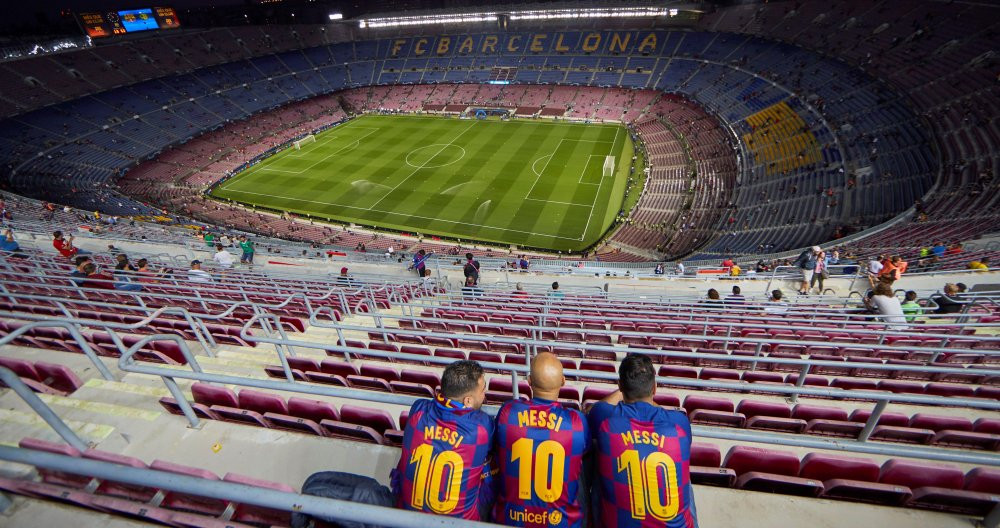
[294, 135, 316, 150]
[603, 155, 616, 179]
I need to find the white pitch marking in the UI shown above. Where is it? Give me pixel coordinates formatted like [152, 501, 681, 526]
[579, 126, 622, 241]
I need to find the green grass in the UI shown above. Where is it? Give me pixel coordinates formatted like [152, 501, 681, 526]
[211, 114, 632, 252]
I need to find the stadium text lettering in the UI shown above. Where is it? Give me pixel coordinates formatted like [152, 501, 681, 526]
[389, 32, 660, 57]
[516, 409, 565, 431]
[620, 430, 667, 449]
[424, 425, 464, 447]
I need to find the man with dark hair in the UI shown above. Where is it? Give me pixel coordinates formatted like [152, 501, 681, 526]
[588, 354, 698, 528]
[70, 256, 92, 285]
[393, 360, 495, 520]
[464, 252, 481, 285]
[725, 285, 745, 304]
[494, 352, 589, 527]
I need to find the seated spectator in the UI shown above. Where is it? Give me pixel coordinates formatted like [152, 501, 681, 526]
[53, 230, 86, 259]
[83, 263, 141, 292]
[720, 257, 734, 272]
[765, 289, 788, 313]
[70, 256, 92, 285]
[730, 263, 741, 276]
[901, 290, 923, 322]
[115, 253, 137, 272]
[725, 286, 745, 304]
[931, 283, 963, 314]
[704, 288, 723, 304]
[945, 243, 963, 255]
[654, 263, 664, 275]
[187, 260, 212, 283]
[512, 282, 529, 297]
[931, 242, 947, 257]
[213, 244, 234, 270]
[0, 229, 25, 258]
[135, 258, 168, 283]
[968, 257, 990, 271]
[461, 276, 482, 297]
[864, 283, 907, 330]
[336, 267, 355, 287]
[518, 255, 529, 271]
[676, 261, 685, 275]
[549, 281, 564, 298]
[956, 282, 968, 293]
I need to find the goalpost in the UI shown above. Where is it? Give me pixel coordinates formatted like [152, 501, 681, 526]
[603, 155, 616, 179]
[293, 135, 316, 150]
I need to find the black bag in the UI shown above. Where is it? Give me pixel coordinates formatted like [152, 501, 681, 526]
[291, 471, 395, 528]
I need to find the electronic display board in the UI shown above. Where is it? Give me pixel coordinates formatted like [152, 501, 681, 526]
[76, 7, 180, 38]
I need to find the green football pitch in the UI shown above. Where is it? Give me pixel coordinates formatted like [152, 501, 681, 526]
[211, 114, 632, 252]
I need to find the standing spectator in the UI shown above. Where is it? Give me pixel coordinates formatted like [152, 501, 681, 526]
[203, 232, 215, 248]
[409, 249, 430, 277]
[864, 283, 907, 330]
[867, 255, 884, 287]
[720, 257, 735, 272]
[187, 260, 212, 283]
[518, 254, 529, 271]
[725, 285, 745, 304]
[901, 291, 923, 322]
[53, 231, 85, 258]
[549, 281, 564, 298]
[654, 263, 664, 275]
[794, 246, 820, 294]
[968, 257, 990, 271]
[676, 261, 685, 275]
[213, 244, 234, 270]
[810, 250, 828, 293]
[238, 235, 255, 267]
[392, 360, 493, 520]
[463, 252, 481, 285]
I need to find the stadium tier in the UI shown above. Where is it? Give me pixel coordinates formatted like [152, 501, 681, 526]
[0, 1, 999, 527]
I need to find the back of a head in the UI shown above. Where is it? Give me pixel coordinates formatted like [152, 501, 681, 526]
[137, 258, 148, 268]
[216, 244, 223, 251]
[529, 352, 564, 395]
[466, 252, 473, 260]
[732, 286, 741, 295]
[618, 354, 655, 401]
[83, 263, 97, 275]
[905, 290, 917, 302]
[707, 288, 719, 300]
[552, 281, 559, 290]
[771, 289, 783, 301]
[440, 360, 484, 401]
[873, 283, 893, 297]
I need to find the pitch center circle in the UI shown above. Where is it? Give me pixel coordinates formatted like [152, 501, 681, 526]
[405, 144, 466, 169]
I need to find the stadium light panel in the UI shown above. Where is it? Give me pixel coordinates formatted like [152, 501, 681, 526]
[328, 13, 343, 20]
[358, 6, 672, 28]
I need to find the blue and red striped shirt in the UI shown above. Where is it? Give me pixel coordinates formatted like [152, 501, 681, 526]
[393, 394, 496, 520]
[589, 401, 698, 528]
[493, 397, 589, 528]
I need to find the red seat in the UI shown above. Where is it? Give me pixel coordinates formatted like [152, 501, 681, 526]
[159, 397, 220, 421]
[400, 370, 440, 389]
[287, 397, 339, 423]
[870, 425, 935, 444]
[909, 413, 973, 432]
[18, 437, 88, 488]
[34, 362, 82, 394]
[238, 389, 289, 415]
[974, 418, 1000, 434]
[83, 449, 155, 502]
[191, 382, 239, 408]
[359, 364, 400, 382]
[286, 357, 320, 373]
[924, 382, 976, 398]
[263, 413, 325, 435]
[0, 357, 41, 381]
[434, 348, 467, 360]
[347, 375, 393, 392]
[211, 405, 269, 428]
[849, 409, 910, 427]
[799, 453, 909, 505]
[319, 359, 359, 378]
[724, 446, 822, 497]
[876, 380, 925, 394]
[690, 442, 736, 487]
[880, 460, 997, 514]
[581, 386, 615, 402]
[683, 395, 745, 427]
[149, 460, 228, 515]
[390, 381, 435, 398]
[223, 473, 295, 527]
[320, 419, 385, 444]
[737, 400, 806, 433]
[340, 404, 395, 434]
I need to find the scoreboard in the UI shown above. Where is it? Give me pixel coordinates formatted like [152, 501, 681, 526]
[76, 7, 180, 38]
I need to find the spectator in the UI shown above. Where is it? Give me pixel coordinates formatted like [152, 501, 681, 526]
[463, 252, 481, 285]
[720, 257, 735, 272]
[493, 352, 588, 525]
[654, 263, 664, 275]
[794, 246, 820, 294]
[704, 288, 723, 304]
[187, 260, 212, 283]
[213, 244, 234, 270]
[70, 256, 92, 285]
[931, 283, 963, 314]
[392, 360, 493, 520]
[931, 242, 947, 258]
[867, 255, 884, 287]
[829, 250, 840, 265]
[901, 290, 923, 322]
[238, 235, 255, 267]
[115, 253, 137, 272]
[0, 229, 25, 258]
[83, 262, 142, 292]
[755, 260, 769, 273]
[945, 243, 963, 255]
[676, 261, 685, 275]
[725, 285, 745, 304]
[420, 268, 436, 291]
[337, 267, 355, 287]
[512, 282, 529, 298]
[518, 254, 529, 271]
[203, 232, 215, 248]
[810, 250, 828, 293]
[409, 249, 429, 277]
[53, 230, 85, 259]
[107, 244, 121, 256]
[864, 283, 907, 330]
[461, 276, 482, 297]
[956, 283, 968, 293]
[765, 289, 788, 313]
[968, 257, 990, 271]
[549, 281, 564, 299]
[730, 262, 741, 276]
[135, 258, 167, 283]
[588, 354, 698, 528]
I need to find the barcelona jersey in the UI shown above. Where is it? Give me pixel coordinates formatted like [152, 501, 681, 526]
[493, 397, 590, 528]
[589, 401, 698, 528]
[393, 395, 495, 520]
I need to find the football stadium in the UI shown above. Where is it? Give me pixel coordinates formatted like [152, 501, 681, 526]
[0, 1, 996, 528]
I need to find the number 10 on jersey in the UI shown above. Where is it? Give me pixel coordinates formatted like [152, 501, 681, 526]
[616, 450, 679, 521]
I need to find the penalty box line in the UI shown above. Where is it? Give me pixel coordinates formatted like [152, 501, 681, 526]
[525, 138, 614, 200]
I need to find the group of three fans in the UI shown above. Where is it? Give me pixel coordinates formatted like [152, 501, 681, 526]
[390, 353, 698, 527]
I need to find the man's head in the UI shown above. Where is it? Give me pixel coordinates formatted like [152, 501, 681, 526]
[905, 290, 918, 302]
[466, 252, 474, 261]
[53, 230, 63, 240]
[515, 282, 524, 291]
[982, 257, 991, 265]
[82, 263, 97, 275]
[732, 285, 741, 295]
[116, 253, 127, 263]
[191, 260, 202, 270]
[440, 360, 486, 409]
[771, 289, 783, 301]
[215, 244, 224, 251]
[418, 249, 425, 256]
[137, 258, 148, 269]
[239, 235, 247, 241]
[944, 283, 958, 295]
[618, 354, 656, 402]
[551, 281, 559, 290]
[464, 276, 476, 287]
[529, 352, 565, 400]
[956, 283, 968, 293]
[74, 256, 91, 270]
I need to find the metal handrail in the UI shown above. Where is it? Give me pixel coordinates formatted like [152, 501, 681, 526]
[0, 321, 114, 380]
[115, 338, 1000, 466]
[0, 368, 88, 451]
[0, 446, 496, 528]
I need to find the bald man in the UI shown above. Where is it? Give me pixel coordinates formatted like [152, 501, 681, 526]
[493, 352, 590, 528]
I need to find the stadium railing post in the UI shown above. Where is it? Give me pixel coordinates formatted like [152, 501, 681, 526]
[0, 367, 88, 451]
[163, 375, 201, 429]
[857, 400, 888, 442]
[984, 502, 1000, 528]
